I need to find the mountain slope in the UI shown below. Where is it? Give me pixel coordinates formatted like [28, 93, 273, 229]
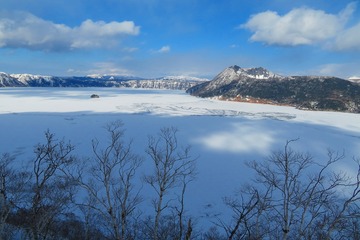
[187, 66, 360, 113]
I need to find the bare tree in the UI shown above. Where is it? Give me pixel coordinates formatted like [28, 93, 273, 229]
[174, 171, 196, 240]
[202, 226, 226, 240]
[0, 153, 28, 239]
[322, 157, 360, 239]
[74, 120, 143, 240]
[237, 140, 360, 239]
[144, 127, 196, 240]
[219, 187, 259, 240]
[0, 153, 15, 236]
[10, 130, 77, 240]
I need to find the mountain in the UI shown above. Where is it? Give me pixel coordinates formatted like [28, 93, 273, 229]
[123, 76, 209, 90]
[0, 72, 208, 90]
[0, 72, 25, 87]
[187, 66, 360, 113]
[349, 76, 360, 83]
[159, 75, 209, 82]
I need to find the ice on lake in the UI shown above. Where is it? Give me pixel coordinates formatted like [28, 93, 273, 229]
[1, 87, 359, 226]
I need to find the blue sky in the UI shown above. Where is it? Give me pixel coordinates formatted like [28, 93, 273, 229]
[0, 0, 359, 79]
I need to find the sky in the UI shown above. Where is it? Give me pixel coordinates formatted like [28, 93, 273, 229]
[0, 0, 359, 79]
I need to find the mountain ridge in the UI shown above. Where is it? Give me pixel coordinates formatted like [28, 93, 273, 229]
[187, 65, 360, 113]
[2, 67, 359, 113]
[0, 72, 208, 90]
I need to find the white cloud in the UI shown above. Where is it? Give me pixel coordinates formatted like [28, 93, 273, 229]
[316, 63, 344, 76]
[241, 3, 356, 47]
[312, 62, 360, 79]
[333, 22, 360, 51]
[157, 45, 171, 53]
[122, 47, 138, 52]
[0, 12, 140, 51]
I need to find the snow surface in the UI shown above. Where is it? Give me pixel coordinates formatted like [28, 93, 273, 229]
[0, 87, 359, 228]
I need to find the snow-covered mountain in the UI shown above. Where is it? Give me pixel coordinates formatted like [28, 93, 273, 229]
[349, 76, 360, 83]
[196, 66, 284, 92]
[187, 65, 360, 113]
[0, 72, 207, 90]
[0, 72, 25, 87]
[86, 74, 143, 81]
[11, 73, 53, 83]
[216, 65, 283, 80]
[123, 76, 209, 90]
[10, 73, 60, 86]
[159, 75, 209, 82]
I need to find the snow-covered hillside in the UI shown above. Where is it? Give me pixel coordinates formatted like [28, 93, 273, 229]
[0, 88, 359, 231]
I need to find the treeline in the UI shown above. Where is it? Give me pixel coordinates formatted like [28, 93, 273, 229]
[0, 121, 359, 240]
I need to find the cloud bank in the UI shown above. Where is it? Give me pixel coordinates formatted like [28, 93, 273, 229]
[242, 2, 360, 50]
[0, 12, 140, 51]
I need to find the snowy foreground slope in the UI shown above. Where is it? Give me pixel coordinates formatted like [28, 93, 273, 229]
[0, 88, 359, 227]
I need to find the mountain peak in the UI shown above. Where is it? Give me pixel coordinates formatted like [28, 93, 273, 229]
[228, 65, 241, 71]
[215, 66, 283, 83]
[237, 66, 283, 80]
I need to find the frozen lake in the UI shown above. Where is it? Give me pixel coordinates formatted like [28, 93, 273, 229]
[1, 87, 359, 228]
